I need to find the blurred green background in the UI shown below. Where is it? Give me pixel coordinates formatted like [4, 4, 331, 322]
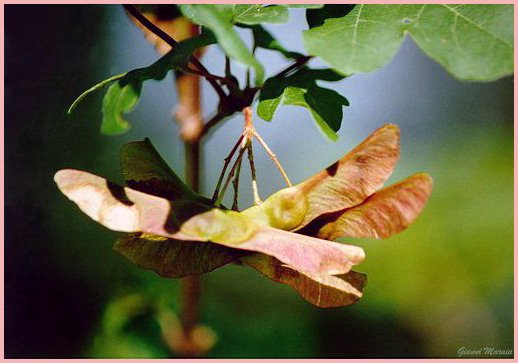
[5, 5, 513, 358]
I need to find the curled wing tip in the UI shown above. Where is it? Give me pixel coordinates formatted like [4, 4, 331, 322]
[379, 123, 400, 133]
[341, 244, 366, 267]
[374, 123, 400, 141]
[414, 172, 434, 185]
[404, 172, 434, 195]
[54, 169, 82, 188]
[355, 245, 366, 264]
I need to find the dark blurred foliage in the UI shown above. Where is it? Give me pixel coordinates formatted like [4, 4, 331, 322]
[5, 5, 513, 358]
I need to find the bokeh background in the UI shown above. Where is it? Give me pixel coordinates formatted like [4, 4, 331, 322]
[5, 5, 513, 358]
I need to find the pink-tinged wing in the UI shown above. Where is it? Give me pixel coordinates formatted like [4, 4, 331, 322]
[317, 173, 433, 240]
[241, 253, 367, 308]
[242, 227, 364, 275]
[294, 124, 400, 230]
[55, 169, 364, 275]
[55, 169, 180, 234]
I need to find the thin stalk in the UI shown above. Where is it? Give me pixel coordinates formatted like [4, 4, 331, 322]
[272, 55, 313, 79]
[183, 66, 228, 83]
[247, 143, 262, 205]
[212, 134, 244, 203]
[215, 146, 247, 207]
[201, 112, 228, 137]
[224, 56, 231, 78]
[231, 156, 243, 211]
[253, 132, 292, 187]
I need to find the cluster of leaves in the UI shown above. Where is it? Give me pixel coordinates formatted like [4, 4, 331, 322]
[68, 4, 513, 141]
[55, 125, 432, 307]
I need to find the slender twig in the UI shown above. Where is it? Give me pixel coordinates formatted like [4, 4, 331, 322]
[253, 132, 292, 187]
[123, 5, 226, 100]
[215, 146, 247, 207]
[245, 69, 251, 88]
[124, 5, 178, 47]
[224, 56, 231, 78]
[201, 112, 229, 137]
[273, 55, 313, 79]
[212, 134, 244, 202]
[183, 66, 228, 83]
[246, 37, 257, 88]
[247, 143, 262, 205]
[231, 156, 243, 211]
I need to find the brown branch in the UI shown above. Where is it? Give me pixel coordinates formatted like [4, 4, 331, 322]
[183, 66, 228, 83]
[200, 112, 229, 137]
[272, 55, 313, 79]
[175, 74, 203, 142]
[123, 5, 226, 100]
[124, 4, 178, 47]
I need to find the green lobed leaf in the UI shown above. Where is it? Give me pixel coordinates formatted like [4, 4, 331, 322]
[233, 5, 289, 25]
[69, 32, 216, 134]
[241, 253, 366, 308]
[101, 79, 142, 135]
[306, 4, 356, 28]
[258, 67, 348, 141]
[120, 138, 205, 203]
[54, 169, 365, 275]
[247, 24, 303, 59]
[303, 4, 514, 81]
[180, 4, 264, 85]
[114, 233, 246, 278]
[288, 5, 324, 9]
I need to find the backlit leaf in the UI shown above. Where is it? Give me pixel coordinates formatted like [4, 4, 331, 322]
[114, 233, 245, 278]
[258, 67, 347, 141]
[180, 4, 264, 84]
[306, 4, 356, 28]
[317, 173, 433, 240]
[233, 5, 289, 25]
[120, 138, 199, 202]
[303, 4, 513, 81]
[288, 5, 324, 9]
[101, 79, 142, 135]
[69, 32, 215, 134]
[54, 169, 364, 275]
[242, 253, 366, 308]
[247, 24, 302, 59]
